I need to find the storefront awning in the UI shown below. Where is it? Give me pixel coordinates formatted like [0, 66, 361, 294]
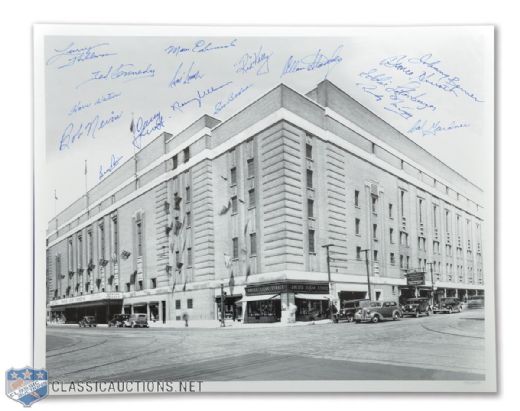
[295, 294, 331, 301]
[236, 294, 280, 304]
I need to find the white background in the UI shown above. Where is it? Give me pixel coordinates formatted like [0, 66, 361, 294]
[0, 0, 517, 409]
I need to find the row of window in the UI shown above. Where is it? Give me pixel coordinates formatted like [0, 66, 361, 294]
[231, 233, 257, 259]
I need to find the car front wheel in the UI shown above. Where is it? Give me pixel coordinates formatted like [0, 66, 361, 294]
[393, 311, 401, 321]
[371, 316, 379, 323]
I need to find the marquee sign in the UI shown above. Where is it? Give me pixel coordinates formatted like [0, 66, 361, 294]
[246, 282, 329, 296]
[405, 271, 426, 286]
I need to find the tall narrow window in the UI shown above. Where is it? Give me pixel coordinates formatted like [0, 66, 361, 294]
[247, 158, 255, 178]
[433, 205, 438, 228]
[232, 237, 239, 259]
[373, 223, 378, 240]
[307, 199, 314, 219]
[77, 234, 83, 268]
[389, 228, 394, 243]
[112, 216, 119, 257]
[389, 203, 393, 218]
[230, 167, 237, 185]
[87, 228, 93, 264]
[306, 169, 313, 189]
[371, 195, 378, 213]
[183, 146, 190, 163]
[67, 237, 73, 271]
[355, 218, 361, 235]
[248, 189, 255, 208]
[187, 247, 192, 267]
[186, 211, 191, 227]
[373, 250, 378, 261]
[250, 233, 257, 255]
[98, 222, 105, 260]
[445, 210, 450, 233]
[185, 185, 191, 203]
[306, 143, 313, 159]
[308, 229, 315, 253]
[354, 190, 360, 207]
[356, 246, 362, 260]
[136, 220, 143, 257]
[418, 198, 424, 223]
[231, 196, 238, 214]
[400, 190, 405, 217]
[172, 155, 178, 170]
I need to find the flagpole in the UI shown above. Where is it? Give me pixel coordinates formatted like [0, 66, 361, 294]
[54, 189, 58, 231]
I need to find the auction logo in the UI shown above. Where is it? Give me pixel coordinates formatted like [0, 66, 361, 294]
[6, 367, 48, 407]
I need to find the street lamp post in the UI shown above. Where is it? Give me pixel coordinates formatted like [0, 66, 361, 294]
[427, 262, 435, 307]
[321, 243, 334, 322]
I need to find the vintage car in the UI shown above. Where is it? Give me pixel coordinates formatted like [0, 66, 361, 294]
[108, 314, 130, 327]
[338, 299, 370, 322]
[433, 297, 463, 314]
[78, 316, 97, 327]
[123, 313, 149, 328]
[401, 297, 431, 318]
[354, 300, 402, 323]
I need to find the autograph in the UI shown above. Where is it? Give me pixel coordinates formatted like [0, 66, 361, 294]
[68, 91, 122, 116]
[407, 119, 470, 137]
[46, 42, 117, 69]
[234, 46, 272, 76]
[76, 64, 156, 88]
[59, 111, 124, 151]
[170, 81, 233, 113]
[169, 62, 204, 88]
[99, 154, 124, 180]
[131, 112, 165, 150]
[281, 45, 344, 78]
[214, 84, 254, 115]
[164, 39, 238, 56]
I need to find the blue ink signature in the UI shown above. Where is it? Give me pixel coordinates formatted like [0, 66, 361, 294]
[68, 91, 122, 116]
[214, 84, 254, 115]
[169, 61, 204, 88]
[99, 154, 124, 180]
[356, 67, 437, 121]
[76, 64, 155, 88]
[380, 54, 483, 103]
[132, 112, 165, 149]
[407, 119, 470, 136]
[59, 111, 123, 151]
[164, 39, 238, 56]
[281, 45, 344, 78]
[46, 42, 117, 69]
[234, 47, 272, 76]
[170, 81, 233, 113]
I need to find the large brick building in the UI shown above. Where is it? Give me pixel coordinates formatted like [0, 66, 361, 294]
[46, 80, 484, 325]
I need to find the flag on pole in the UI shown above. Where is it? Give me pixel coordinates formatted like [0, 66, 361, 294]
[130, 117, 135, 134]
[224, 253, 231, 269]
[218, 199, 232, 215]
[229, 269, 235, 296]
[182, 278, 187, 292]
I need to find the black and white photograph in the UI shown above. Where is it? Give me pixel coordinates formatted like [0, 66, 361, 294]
[32, 24, 495, 393]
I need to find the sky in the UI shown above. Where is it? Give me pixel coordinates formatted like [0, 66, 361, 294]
[42, 27, 493, 224]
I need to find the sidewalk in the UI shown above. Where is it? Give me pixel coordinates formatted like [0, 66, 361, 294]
[47, 319, 333, 329]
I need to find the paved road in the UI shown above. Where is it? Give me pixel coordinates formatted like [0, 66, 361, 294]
[46, 309, 486, 381]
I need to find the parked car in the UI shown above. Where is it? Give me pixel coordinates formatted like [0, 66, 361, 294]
[401, 297, 431, 318]
[124, 314, 149, 328]
[433, 297, 463, 314]
[78, 316, 97, 327]
[467, 295, 485, 309]
[354, 300, 402, 323]
[108, 314, 130, 327]
[338, 299, 370, 322]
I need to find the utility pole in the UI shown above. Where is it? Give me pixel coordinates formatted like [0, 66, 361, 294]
[220, 282, 226, 327]
[321, 243, 334, 322]
[361, 249, 372, 301]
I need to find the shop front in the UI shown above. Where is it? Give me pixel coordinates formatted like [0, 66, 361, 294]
[215, 294, 243, 321]
[48, 292, 123, 324]
[242, 281, 330, 324]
